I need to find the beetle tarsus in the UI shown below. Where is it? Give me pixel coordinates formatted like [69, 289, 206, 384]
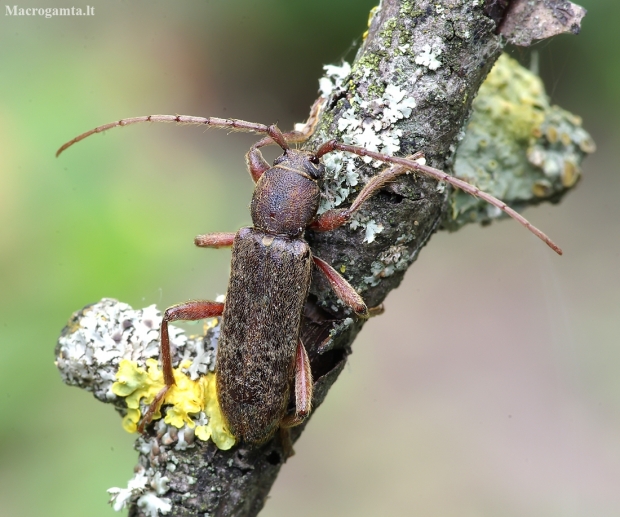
[137, 384, 172, 433]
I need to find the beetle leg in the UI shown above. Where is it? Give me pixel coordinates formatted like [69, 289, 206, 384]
[310, 154, 424, 232]
[312, 256, 369, 318]
[281, 339, 313, 429]
[194, 232, 236, 248]
[279, 427, 295, 458]
[245, 148, 270, 183]
[138, 300, 225, 433]
[287, 96, 325, 143]
[160, 300, 224, 385]
[138, 384, 172, 433]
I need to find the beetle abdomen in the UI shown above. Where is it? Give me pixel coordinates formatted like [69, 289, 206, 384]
[216, 227, 312, 444]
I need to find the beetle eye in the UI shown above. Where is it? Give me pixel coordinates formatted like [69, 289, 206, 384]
[309, 155, 320, 165]
[304, 161, 324, 180]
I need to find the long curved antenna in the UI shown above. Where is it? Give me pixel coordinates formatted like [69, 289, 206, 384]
[56, 115, 282, 157]
[315, 140, 563, 256]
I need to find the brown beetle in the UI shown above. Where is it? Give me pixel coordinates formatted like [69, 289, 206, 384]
[57, 111, 561, 446]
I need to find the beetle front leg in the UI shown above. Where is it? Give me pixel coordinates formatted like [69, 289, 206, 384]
[281, 339, 313, 429]
[245, 148, 270, 183]
[310, 154, 424, 232]
[138, 300, 225, 432]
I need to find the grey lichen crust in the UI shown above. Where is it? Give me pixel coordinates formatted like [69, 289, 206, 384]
[447, 53, 595, 229]
[55, 1, 592, 516]
[57, 299, 186, 405]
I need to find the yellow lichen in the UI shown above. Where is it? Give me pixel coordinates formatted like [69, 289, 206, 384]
[362, 5, 380, 41]
[532, 180, 552, 198]
[474, 54, 547, 144]
[194, 425, 211, 442]
[202, 374, 236, 450]
[561, 160, 580, 188]
[111, 359, 235, 449]
[112, 359, 166, 432]
[163, 362, 205, 428]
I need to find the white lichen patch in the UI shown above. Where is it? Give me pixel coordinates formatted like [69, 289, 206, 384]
[314, 61, 421, 250]
[363, 245, 414, 286]
[316, 74, 417, 217]
[319, 61, 352, 97]
[180, 318, 220, 378]
[137, 492, 172, 517]
[56, 299, 185, 402]
[415, 43, 443, 71]
[319, 150, 361, 212]
[55, 299, 220, 405]
[382, 84, 417, 124]
[108, 467, 171, 516]
[363, 220, 384, 243]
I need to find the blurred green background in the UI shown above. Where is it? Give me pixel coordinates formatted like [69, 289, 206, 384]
[1, 1, 618, 516]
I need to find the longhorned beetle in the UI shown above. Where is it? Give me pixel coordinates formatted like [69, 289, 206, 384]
[57, 107, 562, 446]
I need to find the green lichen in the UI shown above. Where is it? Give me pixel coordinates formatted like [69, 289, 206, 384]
[382, 17, 398, 36]
[379, 18, 399, 48]
[355, 52, 382, 71]
[446, 53, 595, 229]
[400, 0, 422, 18]
[366, 80, 386, 99]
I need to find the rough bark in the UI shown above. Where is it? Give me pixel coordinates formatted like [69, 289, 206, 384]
[499, 0, 587, 46]
[55, 1, 591, 515]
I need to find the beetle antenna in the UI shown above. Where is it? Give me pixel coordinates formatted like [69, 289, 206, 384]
[315, 140, 563, 256]
[266, 125, 290, 151]
[56, 115, 275, 157]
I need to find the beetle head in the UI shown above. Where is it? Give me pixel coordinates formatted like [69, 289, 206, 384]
[273, 150, 325, 182]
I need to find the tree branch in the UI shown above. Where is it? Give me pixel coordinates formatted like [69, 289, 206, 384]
[55, 1, 592, 515]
